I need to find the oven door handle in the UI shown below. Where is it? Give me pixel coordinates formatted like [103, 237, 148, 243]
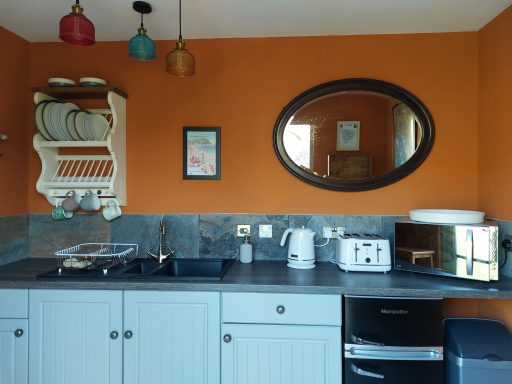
[350, 363, 384, 380]
[345, 346, 443, 361]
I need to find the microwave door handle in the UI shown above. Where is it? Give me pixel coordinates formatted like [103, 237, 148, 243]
[466, 229, 474, 275]
[351, 364, 385, 380]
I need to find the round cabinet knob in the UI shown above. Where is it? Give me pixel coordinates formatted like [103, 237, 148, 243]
[276, 305, 285, 314]
[14, 329, 23, 337]
[124, 330, 133, 339]
[110, 331, 119, 340]
[223, 334, 232, 343]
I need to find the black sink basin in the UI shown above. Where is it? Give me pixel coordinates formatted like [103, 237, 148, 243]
[151, 259, 233, 279]
[121, 261, 162, 275]
[117, 258, 235, 280]
[37, 258, 235, 281]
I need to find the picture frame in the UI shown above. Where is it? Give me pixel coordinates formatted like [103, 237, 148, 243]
[336, 121, 360, 151]
[183, 127, 221, 180]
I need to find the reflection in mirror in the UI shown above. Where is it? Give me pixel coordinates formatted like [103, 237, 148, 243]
[283, 91, 420, 180]
[273, 78, 435, 191]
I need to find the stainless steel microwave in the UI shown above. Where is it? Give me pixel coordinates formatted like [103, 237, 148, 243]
[394, 219, 498, 281]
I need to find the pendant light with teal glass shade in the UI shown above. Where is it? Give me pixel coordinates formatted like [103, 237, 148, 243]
[129, 1, 156, 61]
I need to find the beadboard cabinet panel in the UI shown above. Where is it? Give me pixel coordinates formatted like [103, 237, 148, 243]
[0, 319, 28, 384]
[29, 290, 123, 384]
[221, 324, 341, 384]
[123, 291, 220, 384]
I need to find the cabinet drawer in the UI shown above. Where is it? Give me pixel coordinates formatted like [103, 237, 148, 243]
[0, 289, 28, 318]
[222, 292, 341, 326]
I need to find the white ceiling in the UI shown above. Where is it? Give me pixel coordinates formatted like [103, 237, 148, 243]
[1, 0, 511, 42]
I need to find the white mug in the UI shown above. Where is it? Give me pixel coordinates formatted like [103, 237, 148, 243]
[79, 190, 101, 212]
[102, 200, 122, 221]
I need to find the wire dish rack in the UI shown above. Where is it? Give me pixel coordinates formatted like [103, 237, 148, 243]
[55, 243, 138, 274]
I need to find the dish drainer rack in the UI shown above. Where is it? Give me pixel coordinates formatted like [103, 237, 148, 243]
[55, 243, 139, 274]
[32, 87, 127, 207]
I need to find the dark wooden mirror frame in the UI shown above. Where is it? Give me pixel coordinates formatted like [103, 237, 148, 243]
[272, 78, 435, 191]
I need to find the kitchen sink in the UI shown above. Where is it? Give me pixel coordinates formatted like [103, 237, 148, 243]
[121, 261, 162, 275]
[37, 258, 235, 281]
[118, 258, 235, 280]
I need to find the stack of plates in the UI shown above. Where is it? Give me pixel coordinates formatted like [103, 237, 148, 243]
[79, 77, 107, 87]
[35, 100, 110, 141]
[48, 78, 76, 87]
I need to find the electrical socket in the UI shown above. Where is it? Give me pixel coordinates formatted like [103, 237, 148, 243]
[237, 225, 251, 237]
[322, 226, 345, 239]
[502, 234, 512, 251]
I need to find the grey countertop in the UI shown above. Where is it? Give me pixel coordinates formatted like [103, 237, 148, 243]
[0, 258, 511, 299]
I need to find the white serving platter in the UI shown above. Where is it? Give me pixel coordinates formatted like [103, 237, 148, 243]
[409, 209, 485, 224]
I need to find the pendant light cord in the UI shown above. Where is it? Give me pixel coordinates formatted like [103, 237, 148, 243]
[179, 0, 183, 40]
[140, 12, 144, 28]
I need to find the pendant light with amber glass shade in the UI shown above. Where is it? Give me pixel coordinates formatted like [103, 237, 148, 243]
[166, 0, 195, 76]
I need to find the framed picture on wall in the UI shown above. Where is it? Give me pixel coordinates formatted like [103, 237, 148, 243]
[336, 121, 360, 151]
[183, 127, 221, 180]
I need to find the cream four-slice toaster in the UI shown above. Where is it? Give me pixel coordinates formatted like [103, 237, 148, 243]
[336, 233, 391, 272]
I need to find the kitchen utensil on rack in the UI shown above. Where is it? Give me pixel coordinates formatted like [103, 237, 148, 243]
[280, 226, 316, 269]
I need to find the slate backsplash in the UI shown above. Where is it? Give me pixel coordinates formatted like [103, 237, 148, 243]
[1, 213, 512, 278]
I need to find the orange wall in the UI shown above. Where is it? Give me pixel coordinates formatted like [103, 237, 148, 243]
[0, 27, 29, 215]
[479, 6, 512, 220]
[476, 5, 512, 330]
[28, 33, 479, 214]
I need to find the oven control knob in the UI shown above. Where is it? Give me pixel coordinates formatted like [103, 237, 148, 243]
[365, 258, 371, 263]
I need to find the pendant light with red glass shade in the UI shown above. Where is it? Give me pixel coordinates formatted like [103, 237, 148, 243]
[59, 0, 95, 46]
[166, 0, 195, 76]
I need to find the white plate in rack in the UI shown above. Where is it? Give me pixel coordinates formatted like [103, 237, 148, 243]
[89, 114, 110, 140]
[409, 209, 485, 224]
[42, 101, 61, 141]
[49, 103, 66, 140]
[35, 100, 53, 141]
[74, 110, 90, 141]
[59, 103, 78, 141]
[66, 110, 81, 141]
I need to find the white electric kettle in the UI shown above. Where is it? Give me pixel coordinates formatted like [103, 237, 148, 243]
[280, 226, 316, 269]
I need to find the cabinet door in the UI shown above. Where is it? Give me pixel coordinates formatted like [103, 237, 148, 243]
[29, 289, 123, 384]
[124, 291, 220, 384]
[0, 319, 28, 384]
[221, 324, 341, 384]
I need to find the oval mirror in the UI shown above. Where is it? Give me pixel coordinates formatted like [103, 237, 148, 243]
[273, 78, 435, 191]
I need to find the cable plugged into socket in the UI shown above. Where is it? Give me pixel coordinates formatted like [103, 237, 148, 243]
[500, 235, 512, 270]
[502, 237, 512, 251]
[322, 226, 345, 239]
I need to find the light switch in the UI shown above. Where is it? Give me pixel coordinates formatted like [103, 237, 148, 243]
[259, 225, 272, 238]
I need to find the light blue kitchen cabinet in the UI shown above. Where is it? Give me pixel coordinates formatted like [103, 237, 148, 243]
[221, 324, 342, 384]
[0, 319, 28, 384]
[123, 291, 220, 384]
[29, 289, 123, 384]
